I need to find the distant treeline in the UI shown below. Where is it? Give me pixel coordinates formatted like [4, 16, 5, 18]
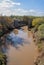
[0, 16, 44, 37]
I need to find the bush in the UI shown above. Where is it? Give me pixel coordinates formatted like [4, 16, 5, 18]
[32, 18, 44, 26]
[38, 24, 44, 39]
[0, 52, 7, 65]
[38, 44, 42, 52]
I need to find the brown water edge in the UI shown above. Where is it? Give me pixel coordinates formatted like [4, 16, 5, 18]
[7, 26, 39, 65]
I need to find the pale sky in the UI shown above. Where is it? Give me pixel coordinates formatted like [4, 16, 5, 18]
[0, 0, 44, 16]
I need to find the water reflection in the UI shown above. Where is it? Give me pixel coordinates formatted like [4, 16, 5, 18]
[6, 33, 24, 48]
[1, 29, 30, 53]
[6, 30, 29, 48]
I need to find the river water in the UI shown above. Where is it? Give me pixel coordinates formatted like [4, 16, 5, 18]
[5, 26, 39, 65]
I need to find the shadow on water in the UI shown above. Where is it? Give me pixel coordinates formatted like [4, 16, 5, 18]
[1, 29, 30, 53]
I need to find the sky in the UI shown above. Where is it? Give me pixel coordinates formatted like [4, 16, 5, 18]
[0, 0, 44, 16]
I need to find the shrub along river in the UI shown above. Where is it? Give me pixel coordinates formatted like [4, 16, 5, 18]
[1, 26, 39, 65]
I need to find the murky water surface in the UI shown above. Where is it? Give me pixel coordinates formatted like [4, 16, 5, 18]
[2, 26, 38, 65]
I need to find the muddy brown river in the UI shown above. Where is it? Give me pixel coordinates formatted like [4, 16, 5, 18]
[7, 26, 39, 65]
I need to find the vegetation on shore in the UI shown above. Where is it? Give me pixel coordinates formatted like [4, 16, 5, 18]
[31, 17, 44, 65]
[0, 16, 44, 65]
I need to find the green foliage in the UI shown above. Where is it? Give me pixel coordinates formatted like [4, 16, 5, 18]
[34, 24, 44, 53]
[0, 52, 5, 65]
[32, 18, 44, 26]
[38, 24, 44, 38]
[34, 23, 44, 52]
[38, 24, 44, 32]
[38, 44, 42, 52]
[0, 16, 13, 37]
[0, 52, 4, 60]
